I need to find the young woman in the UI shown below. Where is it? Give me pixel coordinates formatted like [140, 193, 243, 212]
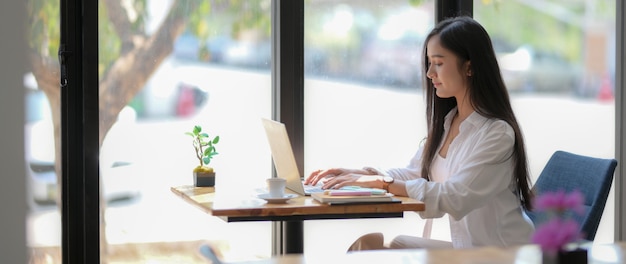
[304, 16, 534, 250]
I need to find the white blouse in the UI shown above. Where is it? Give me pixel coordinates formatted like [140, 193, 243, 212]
[381, 108, 534, 248]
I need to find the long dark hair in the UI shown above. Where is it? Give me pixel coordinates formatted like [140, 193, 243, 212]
[420, 16, 533, 211]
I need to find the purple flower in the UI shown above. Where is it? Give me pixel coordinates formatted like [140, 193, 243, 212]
[531, 190, 585, 253]
[531, 218, 581, 255]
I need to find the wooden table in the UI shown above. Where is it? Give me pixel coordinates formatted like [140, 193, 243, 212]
[221, 242, 626, 264]
[171, 185, 425, 254]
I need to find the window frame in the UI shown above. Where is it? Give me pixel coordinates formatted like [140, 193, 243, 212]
[271, 0, 305, 255]
[60, 0, 100, 263]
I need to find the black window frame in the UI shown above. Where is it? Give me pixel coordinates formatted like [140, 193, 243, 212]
[60, 0, 100, 263]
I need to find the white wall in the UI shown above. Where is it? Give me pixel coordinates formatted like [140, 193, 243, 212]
[0, 0, 28, 263]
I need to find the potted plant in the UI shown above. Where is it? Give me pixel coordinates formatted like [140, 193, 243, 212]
[186, 125, 220, 187]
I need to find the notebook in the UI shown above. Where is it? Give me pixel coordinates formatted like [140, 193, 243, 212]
[261, 118, 325, 196]
[311, 191, 398, 205]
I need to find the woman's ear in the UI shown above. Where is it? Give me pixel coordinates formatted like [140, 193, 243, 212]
[465, 61, 472, 76]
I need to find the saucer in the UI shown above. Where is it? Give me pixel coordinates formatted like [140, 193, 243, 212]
[257, 193, 298, 204]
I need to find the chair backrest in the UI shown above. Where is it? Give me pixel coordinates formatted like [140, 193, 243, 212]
[526, 150, 617, 241]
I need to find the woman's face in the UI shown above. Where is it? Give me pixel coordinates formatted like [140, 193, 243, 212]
[425, 35, 471, 99]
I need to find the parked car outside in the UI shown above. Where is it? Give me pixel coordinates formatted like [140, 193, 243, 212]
[173, 32, 232, 63]
[129, 57, 209, 120]
[357, 8, 429, 89]
[497, 45, 583, 93]
[358, 32, 423, 88]
[24, 73, 142, 209]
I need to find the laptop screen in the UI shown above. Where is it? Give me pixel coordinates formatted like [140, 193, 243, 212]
[261, 118, 307, 195]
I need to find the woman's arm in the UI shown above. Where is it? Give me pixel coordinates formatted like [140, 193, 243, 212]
[408, 121, 516, 220]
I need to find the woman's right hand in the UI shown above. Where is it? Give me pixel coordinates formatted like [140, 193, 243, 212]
[304, 168, 371, 186]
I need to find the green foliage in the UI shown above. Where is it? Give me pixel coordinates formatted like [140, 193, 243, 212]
[475, 0, 613, 63]
[98, 1, 121, 79]
[29, 0, 272, 75]
[97, 0, 147, 78]
[185, 0, 271, 61]
[27, 0, 60, 56]
[186, 125, 220, 167]
[408, 0, 426, 7]
[188, 1, 213, 39]
[228, 1, 271, 38]
[477, 1, 573, 60]
[129, 0, 148, 32]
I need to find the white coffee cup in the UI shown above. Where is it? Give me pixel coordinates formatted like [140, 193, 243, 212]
[267, 178, 287, 197]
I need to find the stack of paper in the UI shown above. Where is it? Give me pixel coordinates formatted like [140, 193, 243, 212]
[311, 189, 397, 204]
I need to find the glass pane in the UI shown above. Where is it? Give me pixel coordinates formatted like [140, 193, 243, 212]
[26, 0, 63, 262]
[474, 1, 616, 243]
[304, 0, 436, 255]
[98, 1, 272, 262]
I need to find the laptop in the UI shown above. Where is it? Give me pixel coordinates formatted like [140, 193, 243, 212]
[261, 118, 325, 196]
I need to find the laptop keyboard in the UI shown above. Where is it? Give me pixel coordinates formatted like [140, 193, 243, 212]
[302, 181, 361, 194]
[303, 184, 325, 194]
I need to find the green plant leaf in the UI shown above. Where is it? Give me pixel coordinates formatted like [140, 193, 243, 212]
[189, 125, 219, 166]
[204, 146, 214, 155]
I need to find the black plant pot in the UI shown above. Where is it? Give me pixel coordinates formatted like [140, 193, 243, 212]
[543, 248, 588, 264]
[194, 171, 216, 187]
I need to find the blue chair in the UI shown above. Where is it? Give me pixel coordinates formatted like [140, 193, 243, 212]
[526, 150, 617, 241]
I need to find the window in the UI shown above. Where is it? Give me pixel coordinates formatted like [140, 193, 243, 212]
[474, 0, 616, 243]
[26, 0, 63, 262]
[303, 0, 439, 255]
[99, 1, 274, 261]
[28, 0, 275, 262]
